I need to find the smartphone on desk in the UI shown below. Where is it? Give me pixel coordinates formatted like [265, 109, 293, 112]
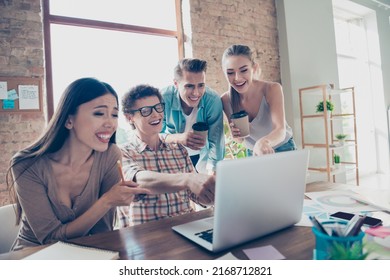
[330, 211, 382, 227]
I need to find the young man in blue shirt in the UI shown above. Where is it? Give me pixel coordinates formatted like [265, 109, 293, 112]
[160, 58, 225, 174]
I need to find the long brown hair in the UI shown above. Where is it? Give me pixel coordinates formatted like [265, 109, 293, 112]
[221, 44, 256, 114]
[6, 77, 118, 224]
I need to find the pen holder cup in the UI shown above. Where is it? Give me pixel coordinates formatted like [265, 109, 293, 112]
[312, 221, 365, 260]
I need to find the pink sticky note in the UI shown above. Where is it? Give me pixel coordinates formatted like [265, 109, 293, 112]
[365, 226, 390, 238]
[243, 245, 285, 260]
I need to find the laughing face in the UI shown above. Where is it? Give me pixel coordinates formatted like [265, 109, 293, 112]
[174, 70, 206, 111]
[223, 55, 258, 94]
[67, 93, 119, 152]
[128, 95, 164, 138]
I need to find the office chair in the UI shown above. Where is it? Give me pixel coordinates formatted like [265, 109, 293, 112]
[0, 204, 20, 254]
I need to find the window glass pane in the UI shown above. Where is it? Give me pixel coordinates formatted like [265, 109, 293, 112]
[50, 24, 179, 136]
[49, 0, 177, 30]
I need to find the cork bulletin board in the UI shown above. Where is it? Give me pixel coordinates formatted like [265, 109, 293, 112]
[0, 76, 43, 113]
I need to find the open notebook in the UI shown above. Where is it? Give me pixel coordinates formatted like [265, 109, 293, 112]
[23, 241, 119, 260]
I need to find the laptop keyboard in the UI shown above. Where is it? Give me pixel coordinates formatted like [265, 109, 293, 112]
[195, 229, 213, 243]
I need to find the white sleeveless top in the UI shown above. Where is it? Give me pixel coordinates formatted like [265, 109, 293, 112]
[243, 97, 293, 150]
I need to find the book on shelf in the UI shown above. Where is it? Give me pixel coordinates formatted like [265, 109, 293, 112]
[23, 241, 119, 260]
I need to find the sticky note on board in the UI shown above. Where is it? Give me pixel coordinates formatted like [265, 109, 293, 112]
[7, 89, 18, 100]
[2, 99, 15, 109]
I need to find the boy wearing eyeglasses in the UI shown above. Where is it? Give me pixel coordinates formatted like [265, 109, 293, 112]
[160, 58, 225, 175]
[118, 84, 215, 226]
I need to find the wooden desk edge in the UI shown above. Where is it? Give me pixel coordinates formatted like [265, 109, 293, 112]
[0, 181, 352, 260]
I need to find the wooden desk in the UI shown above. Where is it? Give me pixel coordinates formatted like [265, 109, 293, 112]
[0, 181, 346, 260]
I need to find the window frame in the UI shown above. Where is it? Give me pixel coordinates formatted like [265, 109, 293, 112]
[42, 0, 184, 120]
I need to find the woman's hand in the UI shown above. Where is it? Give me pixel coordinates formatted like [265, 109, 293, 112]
[102, 180, 151, 207]
[229, 122, 244, 143]
[253, 139, 275, 156]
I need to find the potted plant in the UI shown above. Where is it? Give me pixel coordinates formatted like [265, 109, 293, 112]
[334, 154, 340, 168]
[335, 133, 347, 145]
[316, 100, 334, 117]
[329, 242, 369, 260]
[223, 122, 247, 159]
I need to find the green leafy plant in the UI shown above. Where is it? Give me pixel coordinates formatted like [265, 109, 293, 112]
[335, 134, 347, 141]
[223, 122, 247, 159]
[316, 100, 334, 113]
[333, 154, 340, 164]
[329, 242, 369, 260]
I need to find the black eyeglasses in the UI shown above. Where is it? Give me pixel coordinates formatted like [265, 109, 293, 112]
[128, 103, 165, 117]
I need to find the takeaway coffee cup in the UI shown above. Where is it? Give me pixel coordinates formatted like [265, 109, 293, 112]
[231, 111, 250, 138]
[192, 122, 209, 138]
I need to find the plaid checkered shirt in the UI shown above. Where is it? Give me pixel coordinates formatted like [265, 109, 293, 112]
[117, 133, 197, 227]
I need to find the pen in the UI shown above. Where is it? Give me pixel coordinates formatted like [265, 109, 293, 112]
[309, 216, 329, 235]
[117, 160, 125, 184]
[342, 214, 359, 236]
[346, 215, 366, 237]
[331, 224, 344, 237]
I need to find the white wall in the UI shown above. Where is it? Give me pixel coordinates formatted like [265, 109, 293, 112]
[276, 0, 390, 179]
[276, 0, 340, 148]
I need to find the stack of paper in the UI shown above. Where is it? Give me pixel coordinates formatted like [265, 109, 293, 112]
[23, 241, 119, 260]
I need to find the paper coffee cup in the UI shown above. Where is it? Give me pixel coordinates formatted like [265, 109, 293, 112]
[231, 111, 250, 138]
[192, 122, 209, 137]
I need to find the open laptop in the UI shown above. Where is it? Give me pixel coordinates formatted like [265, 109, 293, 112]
[172, 149, 310, 252]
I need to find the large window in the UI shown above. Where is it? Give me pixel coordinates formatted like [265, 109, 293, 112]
[43, 0, 184, 139]
[333, 1, 387, 176]
[49, 0, 178, 29]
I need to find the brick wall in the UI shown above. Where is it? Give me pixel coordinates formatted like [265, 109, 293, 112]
[0, 0, 279, 206]
[0, 0, 45, 206]
[189, 0, 280, 95]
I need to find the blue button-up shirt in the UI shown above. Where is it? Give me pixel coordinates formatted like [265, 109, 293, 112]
[160, 85, 225, 173]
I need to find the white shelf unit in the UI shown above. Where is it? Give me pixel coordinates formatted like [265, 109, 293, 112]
[299, 84, 359, 185]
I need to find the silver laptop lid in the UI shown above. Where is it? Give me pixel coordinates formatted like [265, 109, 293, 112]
[212, 149, 309, 252]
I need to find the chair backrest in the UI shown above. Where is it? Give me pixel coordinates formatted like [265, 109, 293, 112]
[0, 204, 21, 254]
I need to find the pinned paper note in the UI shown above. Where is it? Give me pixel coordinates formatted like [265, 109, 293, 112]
[18, 85, 39, 110]
[0, 81, 7, 99]
[243, 245, 285, 260]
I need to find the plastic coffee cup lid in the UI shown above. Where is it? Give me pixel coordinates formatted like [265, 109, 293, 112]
[231, 110, 248, 119]
[192, 122, 209, 131]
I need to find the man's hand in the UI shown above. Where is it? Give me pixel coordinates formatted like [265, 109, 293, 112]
[178, 131, 206, 150]
[187, 173, 215, 205]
